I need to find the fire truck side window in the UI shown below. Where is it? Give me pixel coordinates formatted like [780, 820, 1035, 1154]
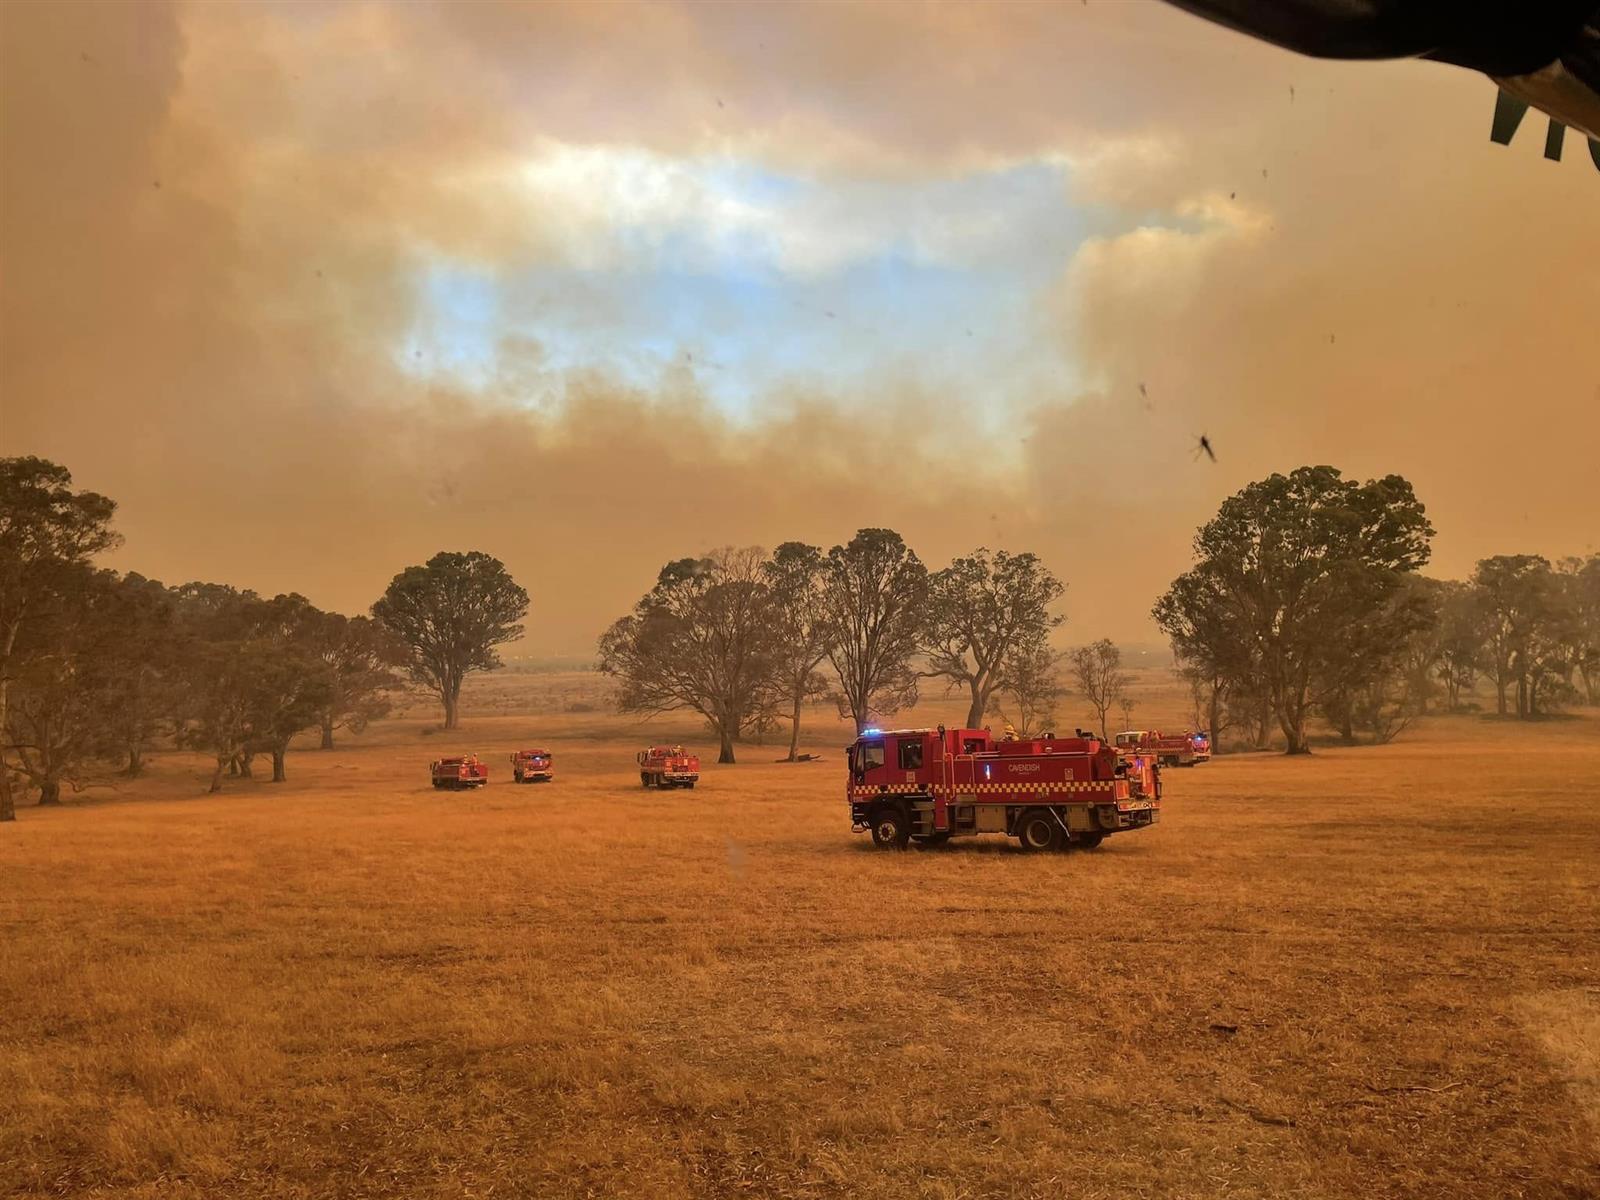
[897, 739, 923, 770]
[861, 741, 885, 773]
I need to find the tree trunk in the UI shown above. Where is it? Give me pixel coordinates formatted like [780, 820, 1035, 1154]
[787, 690, 802, 762]
[37, 778, 61, 805]
[1207, 687, 1222, 753]
[271, 747, 287, 782]
[239, 752, 254, 778]
[320, 712, 335, 750]
[209, 755, 226, 794]
[717, 722, 736, 764]
[443, 687, 459, 730]
[0, 624, 16, 821]
[1337, 710, 1356, 746]
[965, 680, 984, 730]
[124, 745, 144, 777]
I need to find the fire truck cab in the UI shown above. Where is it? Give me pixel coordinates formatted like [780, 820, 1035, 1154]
[509, 749, 554, 783]
[847, 726, 1160, 851]
[638, 745, 699, 789]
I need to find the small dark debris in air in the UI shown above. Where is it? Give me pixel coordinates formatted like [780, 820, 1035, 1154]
[1229, 191, 1236, 200]
[315, 269, 323, 277]
[825, 310, 836, 319]
[152, 180, 161, 189]
[1289, 85, 1295, 104]
[1330, 334, 1336, 344]
[1194, 434, 1216, 463]
[1261, 168, 1268, 178]
[716, 97, 724, 109]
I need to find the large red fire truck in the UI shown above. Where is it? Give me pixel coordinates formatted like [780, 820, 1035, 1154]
[1113, 729, 1210, 767]
[637, 745, 699, 789]
[848, 726, 1160, 850]
[430, 754, 489, 790]
[509, 748, 554, 783]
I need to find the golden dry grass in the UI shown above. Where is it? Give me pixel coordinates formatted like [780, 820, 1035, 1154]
[2, 674, 1598, 1199]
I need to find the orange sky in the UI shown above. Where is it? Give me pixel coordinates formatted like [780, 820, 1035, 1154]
[3, 1, 1596, 658]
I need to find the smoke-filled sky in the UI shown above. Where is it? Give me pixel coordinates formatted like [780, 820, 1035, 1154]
[3, 1, 1597, 657]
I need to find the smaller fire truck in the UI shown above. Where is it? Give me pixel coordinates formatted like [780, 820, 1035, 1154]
[1114, 729, 1210, 768]
[638, 745, 699, 789]
[430, 754, 489, 790]
[509, 748, 554, 783]
[848, 726, 1159, 851]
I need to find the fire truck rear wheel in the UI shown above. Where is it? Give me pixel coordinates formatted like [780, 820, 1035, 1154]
[869, 808, 909, 850]
[1017, 809, 1063, 852]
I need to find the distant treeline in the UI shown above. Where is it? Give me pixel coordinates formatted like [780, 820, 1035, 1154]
[0, 458, 530, 819]
[3, 457, 1595, 819]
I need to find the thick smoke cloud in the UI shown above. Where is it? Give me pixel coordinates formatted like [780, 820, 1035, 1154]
[3, 1, 1595, 655]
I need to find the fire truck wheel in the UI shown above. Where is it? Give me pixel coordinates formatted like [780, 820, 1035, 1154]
[869, 807, 910, 850]
[640, 772, 652, 788]
[1017, 809, 1063, 852]
[1071, 831, 1105, 850]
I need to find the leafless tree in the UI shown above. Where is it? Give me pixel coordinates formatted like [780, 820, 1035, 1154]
[1068, 638, 1129, 741]
[987, 642, 1062, 737]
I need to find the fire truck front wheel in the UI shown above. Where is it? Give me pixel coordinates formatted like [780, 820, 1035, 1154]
[869, 807, 910, 850]
[1017, 809, 1064, 852]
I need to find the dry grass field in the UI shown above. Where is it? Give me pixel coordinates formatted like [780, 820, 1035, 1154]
[2, 672, 1598, 1199]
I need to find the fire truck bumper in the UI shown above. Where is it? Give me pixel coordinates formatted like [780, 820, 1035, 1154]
[1105, 802, 1159, 829]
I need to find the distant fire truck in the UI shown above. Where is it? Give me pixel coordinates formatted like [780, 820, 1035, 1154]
[430, 754, 489, 790]
[638, 745, 699, 789]
[847, 726, 1159, 850]
[509, 749, 554, 784]
[1114, 729, 1210, 767]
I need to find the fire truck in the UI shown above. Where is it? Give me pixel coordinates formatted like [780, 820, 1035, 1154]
[509, 748, 554, 783]
[638, 745, 699, 789]
[430, 754, 489, 790]
[1113, 729, 1210, 767]
[848, 726, 1159, 850]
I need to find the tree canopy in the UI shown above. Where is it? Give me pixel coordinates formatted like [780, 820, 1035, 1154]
[372, 551, 528, 729]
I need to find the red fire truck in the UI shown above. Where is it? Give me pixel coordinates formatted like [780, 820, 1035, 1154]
[509, 749, 554, 783]
[1114, 729, 1210, 767]
[638, 745, 699, 789]
[848, 726, 1159, 850]
[430, 754, 489, 790]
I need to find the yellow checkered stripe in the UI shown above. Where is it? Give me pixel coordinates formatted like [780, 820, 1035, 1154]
[972, 782, 1115, 794]
[850, 782, 1115, 798]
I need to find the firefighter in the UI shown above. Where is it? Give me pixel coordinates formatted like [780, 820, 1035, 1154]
[1002, 722, 1018, 742]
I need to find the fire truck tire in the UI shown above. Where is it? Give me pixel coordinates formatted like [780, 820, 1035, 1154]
[1071, 831, 1105, 850]
[640, 772, 651, 787]
[869, 807, 910, 850]
[1017, 809, 1063, 852]
[683, 782, 695, 790]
